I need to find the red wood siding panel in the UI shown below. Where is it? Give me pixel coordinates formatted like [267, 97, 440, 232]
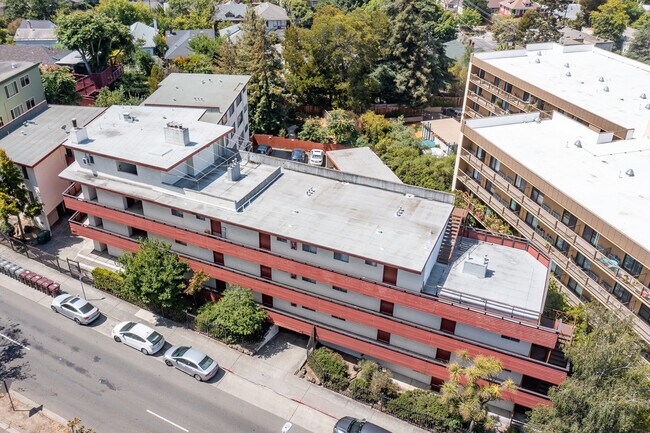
[65, 198, 559, 347]
[72, 222, 567, 384]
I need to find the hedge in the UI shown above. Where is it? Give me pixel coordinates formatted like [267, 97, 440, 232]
[385, 389, 463, 432]
[307, 347, 349, 391]
[91, 267, 132, 301]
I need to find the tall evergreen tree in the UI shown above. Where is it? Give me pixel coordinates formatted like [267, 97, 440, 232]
[237, 11, 288, 135]
[626, 19, 650, 64]
[0, 150, 43, 240]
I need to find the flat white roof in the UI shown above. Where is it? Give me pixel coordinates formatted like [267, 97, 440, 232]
[466, 112, 650, 256]
[326, 147, 402, 183]
[475, 44, 650, 136]
[65, 105, 232, 170]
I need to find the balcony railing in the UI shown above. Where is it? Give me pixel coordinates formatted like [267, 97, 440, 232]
[469, 74, 554, 119]
[467, 93, 508, 116]
[68, 211, 570, 373]
[460, 149, 650, 306]
[457, 171, 650, 343]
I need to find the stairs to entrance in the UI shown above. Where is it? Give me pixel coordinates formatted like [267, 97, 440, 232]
[436, 208, 466, 265]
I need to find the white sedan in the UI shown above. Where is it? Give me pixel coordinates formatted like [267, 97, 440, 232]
[111, 321, 165, 355]
[309, 149, 325, 166]
[51, 294, 100, 325]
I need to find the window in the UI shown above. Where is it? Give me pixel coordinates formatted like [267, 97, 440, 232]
[575, 252, 591, 271]
[377, 330, 391, 343]
[171, 209, 184, 218]
[332, 286, 347, 293]
[333, 252, 349, 263]
[228, 104, 235, 117]
[290, 273, 297, 279]
[4, 81, 18, 98]
[501, 335, 520, 342]
[477, 68, 485, 79]
[522, 91, 530, 102]
[236, 92, 243, 106]
[485, 180, 494, 194]
[493, 77, 501, 87]
[302, 277, 316, 284]
[531, 187, 544, 206]
[175, 240, 187, 246]
[0, 116, 4, 127]
[536, 99, 545, 110]
[276, 237, 287, 243]
[568, 278, 584, 298]
[490, 94, 498, 104]
[639, 304, 650, 326]
[25, 98, 36, 110]
[502, 101, 509, 111]
[561, 210, 577, 229]
[472, 169, 482, 182]
[290, 241, 297, 250]
[514, 175, 527, 192]
[302, 243, 317, 254]
[365, 260, 377, 267]
[582, 225, 600, 247]
[475, 87, 482, 97]
[19, 75, 30, 87]
[489, 156, 500, 172]
[84, 153, 94, 164]
[195, 214, 205, 221]
[504, 82, 513, 93]
[10, 104, 24, 120]
[622, 254, 643, 277]
[509, 199, 521, 213]
[476, 147, 485, 161]
[237, 112, 243, 127]
[525, 212, 539, 229]
[117, 162, 138, 175]
[21, 166, 29, 179]
[555, 236, 569, 253]
[290, 303, 297, 307]
[612, 283, 631, 304]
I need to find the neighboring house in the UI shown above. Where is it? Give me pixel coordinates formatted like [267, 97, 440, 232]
[214, 0, 248, 23]
[59, 103, 572, 418]
[143, 73, 251, 147]
[0, 45, 71, 66]
[421, 118, 461, 155]
[0, 62, 45, 128]
[164, 29, 216, 60]
[14, 20, 57, 47]
[487, 0, 502, 13]
[130, 22, 158, 55]
[554, 3, 580, 20]
[326, 147, 402, 183]
[558, 27, 613, 51]
[499, 0, 539, 17]
[0, 102, 104, 229]
[219, 24, 244, 43]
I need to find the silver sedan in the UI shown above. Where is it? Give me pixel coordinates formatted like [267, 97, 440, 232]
[51, 294, 100, 325]
[111, 321, 165, 355]
[163, 345, 219, 382]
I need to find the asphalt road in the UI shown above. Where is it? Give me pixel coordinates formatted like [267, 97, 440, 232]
[0, 285, 310, 433]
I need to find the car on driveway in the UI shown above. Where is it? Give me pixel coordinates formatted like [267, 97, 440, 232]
[333, 417, 392, 433]
[291, 149, 306, 162]
[51, 294, 100, 325]
[257, 145, 273, 155]
[309, 149, 324, 166]
[112, 321, 165, 355]
[163, 345, 219, 381]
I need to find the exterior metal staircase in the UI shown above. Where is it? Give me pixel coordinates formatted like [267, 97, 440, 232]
[436, 208, 466, 265]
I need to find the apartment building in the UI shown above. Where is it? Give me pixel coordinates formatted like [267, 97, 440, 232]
[0, 62, 45, 127]
[59, 105, 572, 418]
[0, 102, 104, 229]
[143, 73, 251, 149]
[455, 43, 650, 344]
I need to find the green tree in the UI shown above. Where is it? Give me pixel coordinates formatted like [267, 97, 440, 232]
[492, 15, 521, 48]
[153, 33, 167, 58]
[5, 0, 61, 21]
[543, 278, 570, 318]
[283, 5, 387, 109]
[94, 87, 144, 106]
[626, 19, 650, 64]
[526, 305, 650, 433]
[459, 8, 482, 28]
[118, 238, 191, 317]
[188, 34, 222, 61]
[322, 0, 371, 11]
[95, 0, 153, 26]
[386, 389, 463, 431]
[518, 10, 561, 44]
[148, 63, 165, 94]
[590, 0, 630, 48]
[56, 12, 134, 74]
[285, 0, 314, 26]
[198, 285, 267, 344]
[40, 66, 80, 105]
[441, 350, 515, 432]
[236, 10, 287, 134]
[157, 0, 215, 30]
[358, 111, 392, 145]
[0, 150, 43, 240]
[449, 44, 472, 96]
[215, 38, 239, 74]
[298, 118, 329, 143]
[184, 270, 209, 296]
[326, 110, 358, 145]
[171, 54, 214, 73]
[134, 50, 156, 76]
[349, 360, 398, 403]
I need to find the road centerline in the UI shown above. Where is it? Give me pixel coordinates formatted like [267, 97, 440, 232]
[0, 332, 30, 350]
[146, 409, 189, 432]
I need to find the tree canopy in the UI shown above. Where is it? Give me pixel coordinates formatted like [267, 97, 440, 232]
[40, 66, 80, 105]
[94, 0, 153, 26]
[590, 0, 632, 48]
[626, 18, 650, 64]
[4, 0, 61, 21]
[0, 150, 43, 239]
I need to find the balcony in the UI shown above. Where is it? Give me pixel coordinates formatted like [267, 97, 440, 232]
[467, 93, 508, 116]
[460, 149, 650, 306]
[469, 74, 553, 119]
[457, 171, 650, 344]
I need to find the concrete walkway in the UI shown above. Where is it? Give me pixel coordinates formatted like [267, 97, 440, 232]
[0, 243, 428, 433]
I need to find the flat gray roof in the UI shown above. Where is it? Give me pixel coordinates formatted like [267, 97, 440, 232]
[422, 118, 461, 145]
[475, 43, 650, 135]
[61, 156, 454, 272]
[0, 61, 36, 83]
[327, 147, 402, 183]
[466, 112, 650, 256]
[427, 238, 548, 319]
[143, 73, 251, 112]
[0, 104, 105, 167]
[65, 105, 233, 170]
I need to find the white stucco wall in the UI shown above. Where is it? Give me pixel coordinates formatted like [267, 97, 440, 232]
[32, 147, 69, 217]
[393, 304, 442, 329]
[222, 222, 259, 248]
[141, 201, 210, 232]
[454, 323, 532, 357]
[390, 334, 438, 359]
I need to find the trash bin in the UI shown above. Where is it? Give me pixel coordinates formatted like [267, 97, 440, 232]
[37, 278, 52, 293]
[28, 274, 42, 289]
[1, 261, 14, 275]
[37, 230, 51, 245]
[11, 267, 24, 279]
[19, 270, 32, 283]
[47, 282, 61, 297]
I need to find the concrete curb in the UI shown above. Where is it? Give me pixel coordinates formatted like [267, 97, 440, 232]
[0, 418, 26, 433]
[8, 391, 69, 427]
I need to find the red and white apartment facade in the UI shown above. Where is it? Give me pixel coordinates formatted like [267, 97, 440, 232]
[59, 105, 572, 418]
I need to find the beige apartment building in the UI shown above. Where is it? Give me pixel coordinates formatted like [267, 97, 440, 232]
[455, 43, 650, 345]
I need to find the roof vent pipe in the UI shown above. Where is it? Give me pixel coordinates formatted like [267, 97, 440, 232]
[574, 140, 582, 148]
[641, 93, 647, 99]
[598, 76, 604, 82]
[566, 71, 571, 77]
[535, 58, 540, 64]
[603, 86, 609, 92]
[564, 62, 570, 68]
[625, 169, 635, 177]
[72, 118, 78, 128]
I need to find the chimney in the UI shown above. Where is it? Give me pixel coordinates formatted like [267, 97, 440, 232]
[227, 160, 241, 181]
[164, 121, 190, 146]
[69, 118, 88, 144]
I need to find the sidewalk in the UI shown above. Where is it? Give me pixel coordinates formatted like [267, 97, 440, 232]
[0, 243, 428, 433]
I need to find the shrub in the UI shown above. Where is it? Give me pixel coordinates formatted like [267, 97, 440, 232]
[307, 347, 349, 391]
[349, 360, 398, 403]
[92, 268, 125, 297]
[194, 302, 220, 337]
[386, 389, 462, 432]
[0, 221, 15, 237]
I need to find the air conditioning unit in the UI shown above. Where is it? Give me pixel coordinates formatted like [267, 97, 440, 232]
[82, 157, 89, 165]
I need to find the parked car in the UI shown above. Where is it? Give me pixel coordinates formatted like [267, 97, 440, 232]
[309, 149, 325, 166]
[442, 107, 462, 118]
[112, 321, 165, 355]
[163, 345, 219, 381]
[257, 145, 273, 155]
[333, 417, 391, 433]
[291, 149, 306, 162]
[51, 294, 100, 325]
